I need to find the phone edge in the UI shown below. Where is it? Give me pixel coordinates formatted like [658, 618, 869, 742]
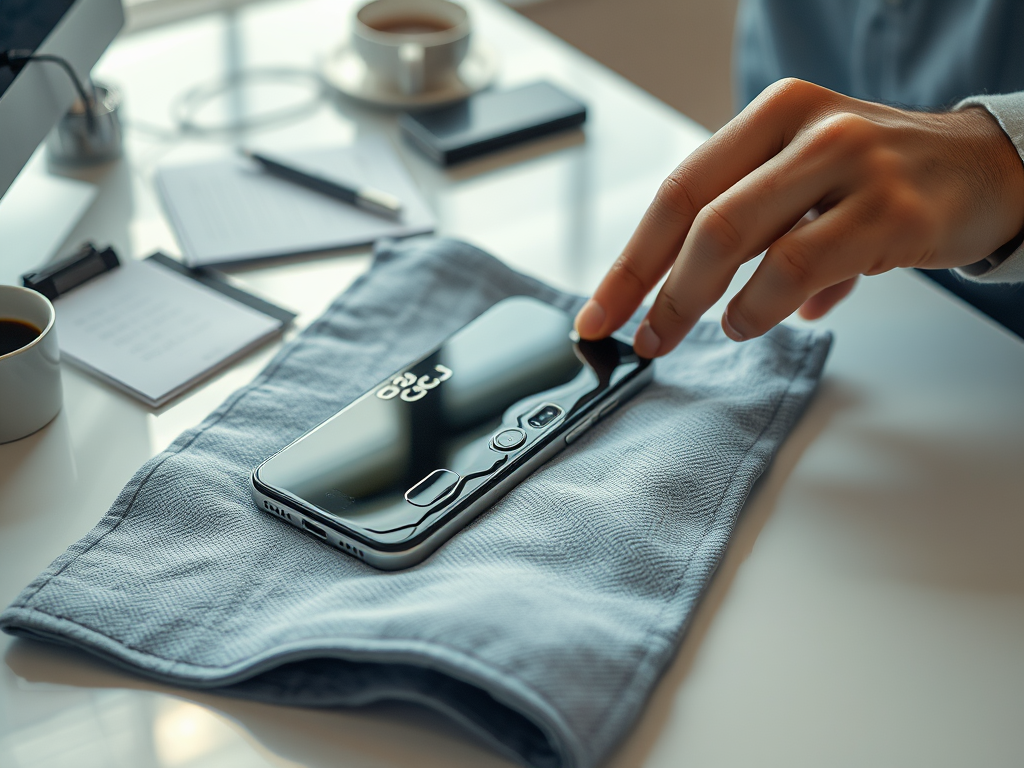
[249, 362, 654, 571]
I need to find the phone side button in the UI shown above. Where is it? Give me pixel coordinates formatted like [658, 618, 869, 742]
[564, 415, 596, 445]
[491, 427, 527, 451]
[405, 469, 460, 507]
[597, 399, 620, 420]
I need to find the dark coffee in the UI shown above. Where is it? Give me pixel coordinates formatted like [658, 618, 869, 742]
[0, 318, 41, 356]
[368, 16, 453, 34]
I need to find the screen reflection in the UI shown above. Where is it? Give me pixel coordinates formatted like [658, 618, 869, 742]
[256, 297, 643, 544]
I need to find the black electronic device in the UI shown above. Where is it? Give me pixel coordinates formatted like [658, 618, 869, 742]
[0, 0, 124, 200]
[398, 80, 587, 166]
[251, 296, 652, 570]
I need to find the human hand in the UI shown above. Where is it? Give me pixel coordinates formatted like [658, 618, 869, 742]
[575, 79, 1024, 355]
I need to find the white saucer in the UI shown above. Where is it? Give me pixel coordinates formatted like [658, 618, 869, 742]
[320, 42, 499, 109]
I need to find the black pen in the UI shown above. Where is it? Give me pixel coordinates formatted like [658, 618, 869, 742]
[239, 148, 403, 219]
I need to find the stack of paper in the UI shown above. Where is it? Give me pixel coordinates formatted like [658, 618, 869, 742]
[156, 137, 435, 266]
[54, 256, 292, 407]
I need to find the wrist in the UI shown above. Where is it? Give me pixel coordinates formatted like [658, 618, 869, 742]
[956, 106, 1024, 253]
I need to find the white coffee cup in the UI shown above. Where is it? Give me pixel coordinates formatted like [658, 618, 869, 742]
[0, 285, 63, 443]
[353, 0, 472, 96]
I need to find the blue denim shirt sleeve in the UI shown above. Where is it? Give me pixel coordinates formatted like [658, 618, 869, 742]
[734, 0, 1024, 281]
[735, 0, 1024, 111]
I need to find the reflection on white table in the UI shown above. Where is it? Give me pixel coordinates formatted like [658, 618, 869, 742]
[0, 0, 1022, 767]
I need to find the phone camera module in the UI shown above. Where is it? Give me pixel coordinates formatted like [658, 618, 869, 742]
[527, 404, 562, 429]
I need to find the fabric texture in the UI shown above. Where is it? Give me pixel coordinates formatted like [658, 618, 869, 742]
[1, 238, 832, 768]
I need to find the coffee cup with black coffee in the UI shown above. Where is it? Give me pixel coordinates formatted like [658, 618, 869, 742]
[0, 285, 63, 443]
[353, 0, 471, 96]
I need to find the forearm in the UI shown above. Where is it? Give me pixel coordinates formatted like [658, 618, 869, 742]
[955, 93, 1024, 283]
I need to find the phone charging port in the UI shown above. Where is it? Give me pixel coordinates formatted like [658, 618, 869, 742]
[302, 519, 327, 538]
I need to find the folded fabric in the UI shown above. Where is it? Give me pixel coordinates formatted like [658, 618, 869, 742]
[1, 238, 832, 768]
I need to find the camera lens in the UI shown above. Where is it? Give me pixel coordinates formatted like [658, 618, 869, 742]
[528, 404, 562, 428]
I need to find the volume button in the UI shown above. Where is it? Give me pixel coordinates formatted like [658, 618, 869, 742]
[564, 415, 596, 445]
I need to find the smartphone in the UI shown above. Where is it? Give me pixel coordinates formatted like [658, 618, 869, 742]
[251, 296, 652, 570]
[398, 80, 587, 165]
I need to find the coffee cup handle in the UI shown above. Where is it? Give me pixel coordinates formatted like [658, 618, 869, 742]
[398, 43, 425, 96]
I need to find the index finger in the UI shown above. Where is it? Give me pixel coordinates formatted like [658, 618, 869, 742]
[575, 79, 829, 341]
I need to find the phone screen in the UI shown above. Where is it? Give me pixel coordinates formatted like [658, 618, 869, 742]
[255, 298, 643, 544]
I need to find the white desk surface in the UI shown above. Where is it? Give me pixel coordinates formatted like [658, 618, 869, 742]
[1, 1, 1022, 766]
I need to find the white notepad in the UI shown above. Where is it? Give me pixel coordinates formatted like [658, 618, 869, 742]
[156, 137, 435, 267]
[54, 258, 287, 407]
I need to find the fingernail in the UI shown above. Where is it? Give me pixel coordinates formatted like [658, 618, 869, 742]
[722, 312, 746, 342]
[575, 299, 606, 338]
[633, 320, 661, 358]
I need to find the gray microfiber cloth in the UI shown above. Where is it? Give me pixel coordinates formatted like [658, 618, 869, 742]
[1, 237, 831, 768]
